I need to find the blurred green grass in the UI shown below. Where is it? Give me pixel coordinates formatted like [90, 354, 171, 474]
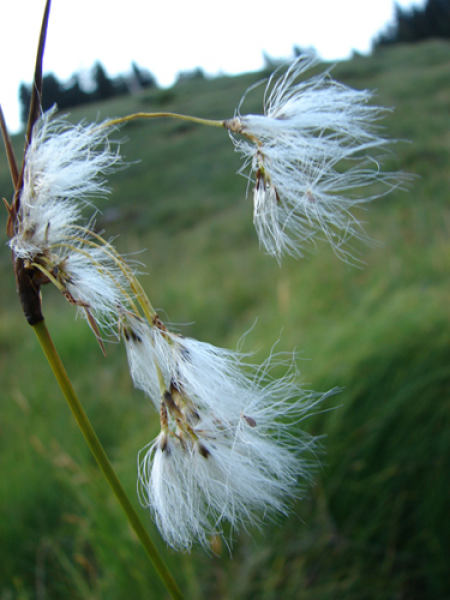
[1, 40, 450, 599]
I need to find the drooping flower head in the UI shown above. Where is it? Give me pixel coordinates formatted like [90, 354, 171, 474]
[8, 108, 130, 337]
[225, 53, 401, 262]
[120, 310, 332, 550]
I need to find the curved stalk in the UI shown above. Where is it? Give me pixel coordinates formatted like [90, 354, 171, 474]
[33, 320, 185, 600]
[104, 112, 227, 130]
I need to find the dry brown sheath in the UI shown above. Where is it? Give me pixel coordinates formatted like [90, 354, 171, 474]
[14, 257, 44, 325]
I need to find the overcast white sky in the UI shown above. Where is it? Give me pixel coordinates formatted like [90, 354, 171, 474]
[1, 0, 424, 133]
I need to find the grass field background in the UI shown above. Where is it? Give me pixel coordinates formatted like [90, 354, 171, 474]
[1, 40, 450, 599]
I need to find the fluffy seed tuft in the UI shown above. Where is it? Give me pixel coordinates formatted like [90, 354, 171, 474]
[227, 53, 404, 262]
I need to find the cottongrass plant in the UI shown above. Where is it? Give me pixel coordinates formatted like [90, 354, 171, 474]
[5, 100, 329, 551]
[10, 107, 120, 260]
[9, 107, 125, 343]
[224, 53, 401, 261]
[1, 0, 403, 597]
[122, 312, 324, 550]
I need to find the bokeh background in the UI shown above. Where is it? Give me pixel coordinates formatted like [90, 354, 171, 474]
[1, 1, 450, 598]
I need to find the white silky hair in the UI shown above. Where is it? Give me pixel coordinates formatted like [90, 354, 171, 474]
[229, 53, 401, 262]
[8, 108, 135, 334]
[124, 315, 330, 549]
[10, 107, 120, 260]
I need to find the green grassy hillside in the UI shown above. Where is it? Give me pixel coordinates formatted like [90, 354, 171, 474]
[1, 40, 450, 599]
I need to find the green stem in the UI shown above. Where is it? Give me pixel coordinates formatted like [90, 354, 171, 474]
[105, 112, 226, 129]
[33, 319, 185, 600]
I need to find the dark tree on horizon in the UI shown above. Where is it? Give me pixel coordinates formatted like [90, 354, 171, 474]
[19, 72, 93, 126]
[92, 62, 115, 100]
[131, 61, 156, 89]
[374, 0, 450, 46]
[18, 61, 145, 127]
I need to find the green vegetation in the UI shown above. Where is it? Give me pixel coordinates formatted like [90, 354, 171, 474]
[1, 39, 450, 598]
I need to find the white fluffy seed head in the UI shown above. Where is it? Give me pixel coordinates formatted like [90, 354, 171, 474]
[123, 314, 333, 550]
[228, 52, 402, 262]
[138, 374, 328, 550]
[258, 53, 383, 144]
[10, 107, 120, 260]
[7, 108, 134, 334]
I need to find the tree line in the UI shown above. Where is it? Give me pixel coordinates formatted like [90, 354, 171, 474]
[374, 0, 450, 46]
[19, 61, 156, 126]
